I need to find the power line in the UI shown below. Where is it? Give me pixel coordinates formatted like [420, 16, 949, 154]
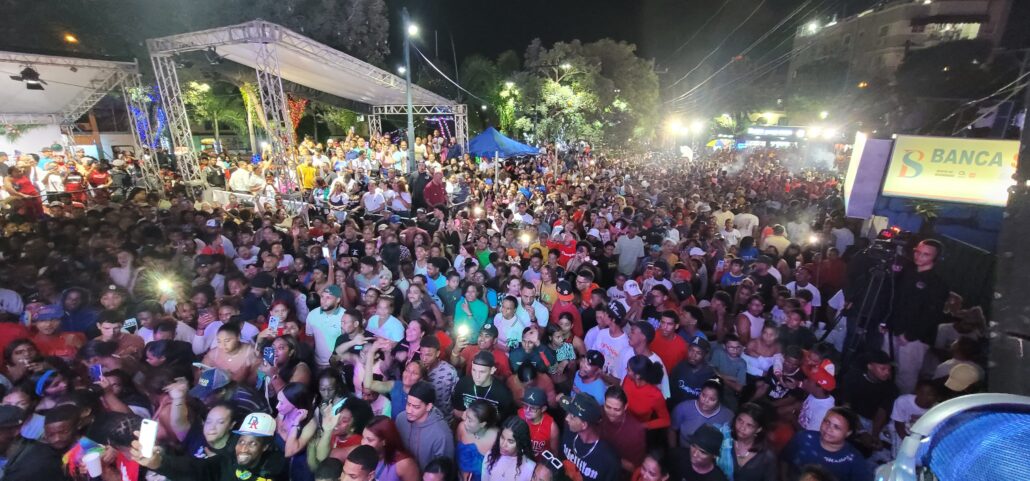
[667, 0, 837, 107]
[409, 43, 491, 106]
[670, 0, 734, 57]
[665, 0, 768, 90]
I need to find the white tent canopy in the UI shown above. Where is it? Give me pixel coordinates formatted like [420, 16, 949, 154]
[146, 20, 452, 107]
[0, 51, 139, 125]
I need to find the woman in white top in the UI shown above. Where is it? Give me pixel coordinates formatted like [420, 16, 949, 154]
[482, 416, 536, 481]
[736, 295, 766, 344]
[387, 179, 413, 217]
[109, 248, 144, 293]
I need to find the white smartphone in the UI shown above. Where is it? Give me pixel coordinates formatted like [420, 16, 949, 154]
[322, 246, 331, 259]
[139, 418, 159, 458]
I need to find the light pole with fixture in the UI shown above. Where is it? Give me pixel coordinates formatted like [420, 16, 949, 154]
[402, 7, 418, 173]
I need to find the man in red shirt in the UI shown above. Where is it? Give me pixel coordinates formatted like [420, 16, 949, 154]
[548, 281, 583, 337]
[451, 323, 512, 379]
[518, 386, 559, 460]
[422, 170, 448, 210]
[650, 310, 688, 370]
[30, 304, 85, 360]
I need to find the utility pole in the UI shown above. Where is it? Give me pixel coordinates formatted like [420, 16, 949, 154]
[403, 7, 417, 173]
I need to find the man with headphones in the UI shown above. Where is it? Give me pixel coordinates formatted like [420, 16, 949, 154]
[885, 239, 949, 394]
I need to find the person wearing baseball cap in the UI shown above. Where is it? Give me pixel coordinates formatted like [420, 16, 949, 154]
[669, 423, 725, 480]
[669, 336, 717, 405]
[550, 280, 584, 337]
[573, 350, 609, 405]
[799, 358, 837, 432]
[305, 283, 346, 368]
[558, 391, 621, 481]
[189, 367, 269, 414]
[29, 303, 86, 359]
[518, 386, 559, 458]
[452, 350, 515, 420]
[132, 411, 287, 481]
[593, 299, 629, 382]
[451, 323, 513, 379]
[0, 405, 68, 480]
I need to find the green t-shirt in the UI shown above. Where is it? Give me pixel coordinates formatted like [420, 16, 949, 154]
[453, 296, 489, 339]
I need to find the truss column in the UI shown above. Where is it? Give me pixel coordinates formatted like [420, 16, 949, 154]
[120, 73, 161, 190]
[455, 104, 469, 152]
[59, 123, 78, 160]
[151, 54, 201, 189]
[369, 114, 382, 139]
[254, 41, 294, 167]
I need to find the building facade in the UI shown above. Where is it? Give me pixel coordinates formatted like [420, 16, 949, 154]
[787, 0, 1013, 87]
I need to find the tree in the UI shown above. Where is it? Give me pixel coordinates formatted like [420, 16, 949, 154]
[183, 82, 247, 153]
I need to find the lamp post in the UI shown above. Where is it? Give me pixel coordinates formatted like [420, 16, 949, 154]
[402, 8, 417, 173]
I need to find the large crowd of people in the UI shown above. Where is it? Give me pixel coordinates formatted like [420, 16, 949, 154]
[0, 130, 988, 481]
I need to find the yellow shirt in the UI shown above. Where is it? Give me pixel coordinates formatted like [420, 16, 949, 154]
[297, 163, 317, 190]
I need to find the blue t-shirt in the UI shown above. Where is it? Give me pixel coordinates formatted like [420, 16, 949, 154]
[781, 430, 873, 481]
[573, 373, 607, 405]
[720, 272, 746, 287]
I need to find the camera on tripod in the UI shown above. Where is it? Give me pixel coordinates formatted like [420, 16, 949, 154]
[865, 226, 913, 264]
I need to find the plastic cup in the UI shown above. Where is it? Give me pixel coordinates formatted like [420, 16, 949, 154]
[83, 451, 103, 478]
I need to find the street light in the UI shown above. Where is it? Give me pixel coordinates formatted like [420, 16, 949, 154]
[819, 111, 829, 120]
[505, 81, 514, 88]
[402, 8, 417, 173]
[481, 105, 488, 111]
[397, 66, 406, 75]
[560, 63, 572, 70]
[63, 33, 79, 44]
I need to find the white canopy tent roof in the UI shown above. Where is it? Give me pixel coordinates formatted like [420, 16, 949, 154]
[146, 20, 452, 106]
[0, 51, 139, 125]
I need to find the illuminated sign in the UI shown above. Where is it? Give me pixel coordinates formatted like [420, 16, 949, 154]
[746, 126, 805, 138]
[881, 135, 1018, 206]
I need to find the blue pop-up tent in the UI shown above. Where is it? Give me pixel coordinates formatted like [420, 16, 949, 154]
[468, 127, 539, 159]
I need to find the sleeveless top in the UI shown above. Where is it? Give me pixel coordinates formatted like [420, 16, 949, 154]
[375, 459, 402, 481]
[742, 312, 764, 340]
[457, 440, 486, 481]
[519, 407, 554, 458]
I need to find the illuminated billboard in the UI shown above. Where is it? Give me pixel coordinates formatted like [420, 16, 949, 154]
[881, 135, 1018, 207]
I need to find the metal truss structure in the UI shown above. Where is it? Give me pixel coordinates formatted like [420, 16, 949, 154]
[0, 51, 160, 182]
[254, 42, 293, 163]
[151, 55, 202, 188]
[370, 104, 468, 151]
[146, 20, 465, 185]
[120, 74, 162, 188]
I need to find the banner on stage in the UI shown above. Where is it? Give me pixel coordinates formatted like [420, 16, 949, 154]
[881, 135, 1018, 207]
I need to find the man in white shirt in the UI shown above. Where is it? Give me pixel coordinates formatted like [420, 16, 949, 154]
[306, 285, 346, 368]
[785, 265, 821, 307]
[516, 282, 549, 327]
[720, 218, 742, 247]
[733, 205, 759, 239]
[614, 225, 645, 276]
[227, 161, 262, 194]
[612, 321, 670, 397]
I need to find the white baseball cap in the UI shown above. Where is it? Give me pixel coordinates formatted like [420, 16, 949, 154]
[234, 412, 276, 437]
[624, 280, 643, 297]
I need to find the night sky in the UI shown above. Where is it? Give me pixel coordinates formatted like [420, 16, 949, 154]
[385, 0, 884, 94]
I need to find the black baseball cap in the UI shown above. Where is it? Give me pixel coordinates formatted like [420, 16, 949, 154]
[585, 350, 605, 368]
[560, 392, 602, 424]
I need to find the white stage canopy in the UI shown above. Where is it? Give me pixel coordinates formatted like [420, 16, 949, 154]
[0, 51, 140, 125]
[147, 20, 452, 107]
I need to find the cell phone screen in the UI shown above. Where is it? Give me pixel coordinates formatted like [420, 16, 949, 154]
[139, 419, 158, 458]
